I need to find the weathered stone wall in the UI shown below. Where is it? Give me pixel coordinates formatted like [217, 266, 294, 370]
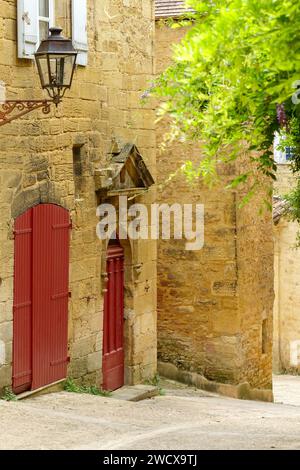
[235, 160, 274, 389]
[156, 23, 273, 395]
[0, 0, 157, 391]
[273, 165, 300, 373]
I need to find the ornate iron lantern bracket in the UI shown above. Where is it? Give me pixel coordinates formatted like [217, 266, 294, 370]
[0, 100, 52, 127]
[0, 27, 77, 128]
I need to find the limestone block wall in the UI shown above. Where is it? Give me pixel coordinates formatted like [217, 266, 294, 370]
[274, 165, 300, 373]
[235, 163, 274, 389]
[156, 23, 273, 392]
[0, 0, 157, 391]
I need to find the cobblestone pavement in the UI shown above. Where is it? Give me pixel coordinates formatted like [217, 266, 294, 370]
[0, 376, 300, 450]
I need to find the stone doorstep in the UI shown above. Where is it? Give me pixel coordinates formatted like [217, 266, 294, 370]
[110, 385, 159, 402]
[16, 379, 65, 401]
[16, 382, 159, 402]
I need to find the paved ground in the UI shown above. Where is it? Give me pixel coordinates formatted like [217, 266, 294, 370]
[1, 376, 300, 450]
[273, 374, 300, 406]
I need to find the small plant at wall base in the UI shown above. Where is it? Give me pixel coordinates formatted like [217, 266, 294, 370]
[154, 0, 300, 217]
[1, 387, 17, 402]
[145, 374, 166, 396]
[64, 378, 112, 397]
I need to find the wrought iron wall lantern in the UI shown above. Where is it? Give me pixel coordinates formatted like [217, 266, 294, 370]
[0, 28, 77, 127]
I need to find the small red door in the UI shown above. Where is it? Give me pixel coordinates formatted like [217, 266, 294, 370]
[13, 204, 70, 393]
[102, 241, 125, 391]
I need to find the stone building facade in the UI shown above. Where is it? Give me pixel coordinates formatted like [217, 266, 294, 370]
[0, 0, 157, 394]
[155, 2, 274, 401]
[273, 164, 300, 374]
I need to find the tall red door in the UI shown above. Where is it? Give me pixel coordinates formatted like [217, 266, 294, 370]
[13, 209, 33, 394]
[102, 241, 125, 391]
[13, 204, 70, 394]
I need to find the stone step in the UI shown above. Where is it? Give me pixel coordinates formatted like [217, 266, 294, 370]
[110, 385, 159, 402]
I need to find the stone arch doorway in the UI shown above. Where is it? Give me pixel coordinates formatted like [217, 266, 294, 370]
[13, 203, 71, 394]
[101, 233, 136, 390]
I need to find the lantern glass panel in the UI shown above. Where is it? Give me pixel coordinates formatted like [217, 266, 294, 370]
[49, 55, 75, 88]
[36, 56, 50, 88]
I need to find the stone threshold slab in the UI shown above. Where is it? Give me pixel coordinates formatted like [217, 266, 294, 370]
[110, 385, 159, 402]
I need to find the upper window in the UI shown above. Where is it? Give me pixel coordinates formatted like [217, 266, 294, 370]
[274, 132, 294, 164]
[17, 0, 88, 66]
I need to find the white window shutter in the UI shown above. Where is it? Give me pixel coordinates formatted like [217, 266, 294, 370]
[17, 0, 39, 59]
[72, 0, 88, 66]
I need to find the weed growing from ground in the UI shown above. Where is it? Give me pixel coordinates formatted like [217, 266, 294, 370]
[1, 387, 17, 401]
[145, 374, 166, 396]
[64, 378, 112, 397]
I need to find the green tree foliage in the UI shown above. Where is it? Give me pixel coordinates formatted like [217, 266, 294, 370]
[155, 0, 300, 211]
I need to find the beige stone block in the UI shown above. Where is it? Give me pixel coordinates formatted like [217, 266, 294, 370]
[0, 278, 13, 303]
[69, 357, 88, 379]
[71, 336, 96, 360]
[0, 322, 12, 344]
[0, 365, 12, 389]
[87, 351, 102, 373]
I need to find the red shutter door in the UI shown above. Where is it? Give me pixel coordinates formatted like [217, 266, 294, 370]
[13, 204, 70, 393]
[32, 204, 70, 390]
[102, 243, 125, 391]
[13, 209, 33, 394]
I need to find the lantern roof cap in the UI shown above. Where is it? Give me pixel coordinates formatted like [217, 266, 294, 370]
[35, 27, 77, 56]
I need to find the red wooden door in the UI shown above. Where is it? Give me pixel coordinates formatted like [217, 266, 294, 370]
[13, 204, 70, 393]
[31, 204, 70, 390]
[102, 242, 125, 391]
[13, 209, 33, 394]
